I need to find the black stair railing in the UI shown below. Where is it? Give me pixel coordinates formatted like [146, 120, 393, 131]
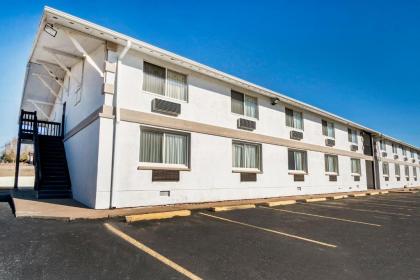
[14, 110, 64, 189]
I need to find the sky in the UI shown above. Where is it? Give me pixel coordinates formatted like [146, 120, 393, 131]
[0, 0, 419, 149]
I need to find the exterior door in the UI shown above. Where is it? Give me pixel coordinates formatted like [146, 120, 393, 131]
[365, 160, 375, 189]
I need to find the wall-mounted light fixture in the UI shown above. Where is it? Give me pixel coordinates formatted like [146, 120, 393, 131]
[271, 97, 280, 105]
[44, 23, 57, 37]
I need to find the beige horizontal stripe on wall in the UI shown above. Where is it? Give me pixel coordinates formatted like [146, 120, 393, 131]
[98, 106, 374, 161]
[380, 157, 420, 168]
[64, 105, 114, 142]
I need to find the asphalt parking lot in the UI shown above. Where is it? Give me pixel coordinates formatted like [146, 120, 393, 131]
[1, 192, 420, 279]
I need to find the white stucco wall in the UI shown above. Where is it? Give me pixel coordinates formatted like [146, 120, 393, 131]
[92, 50, 373, 209]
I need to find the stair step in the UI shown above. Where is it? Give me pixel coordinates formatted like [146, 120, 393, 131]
[37, 190, 72, 199]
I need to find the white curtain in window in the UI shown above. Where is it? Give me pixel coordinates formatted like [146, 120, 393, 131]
[351, 159, 360, 174]
[143, 62, 165, 95]
[294, 151, 303, 170]
[351, 131, 358, 143]
[327, 122, 334, 138]
[140, 131, 163, 163]
[244, 95, 258, 118]
[167, 70, 187, 101]
[164, 133, 187, 165]
[244, 144, 258, 168]
[293, 112, 303, 130]
[232, 143, 243, 168]
[326, 155, 337, 173]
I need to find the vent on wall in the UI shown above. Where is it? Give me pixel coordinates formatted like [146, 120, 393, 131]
[294, 174, 305, 182]
[240, 173, 257, 182]
[354, 176, 360, 182]
[290, 130, 303, 140]
[350, 144, 358, 151]
[237, 118, 256, 131]
[325, 139, 335, 147]
[152, 170, 180, 181]
[151, 98, 181, 116]
[412, 159, 416, 163]
[329, 175, 337, 181]
[403, 157, 408, 161]
[384, 177, 389, 181]
[160, 191, 170, 196]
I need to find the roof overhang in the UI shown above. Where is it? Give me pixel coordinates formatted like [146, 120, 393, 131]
[20, 6, 419, 151]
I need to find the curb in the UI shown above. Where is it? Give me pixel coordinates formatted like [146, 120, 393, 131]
[210, 204, 255, 212]
[259, 200, 296, 207]
[298, 198, 327, 203]
[125, 210, 191, 223]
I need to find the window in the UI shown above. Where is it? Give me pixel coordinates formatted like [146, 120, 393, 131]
[143, 62, 188, 101]
[380, 140, 386, 151]
[411, 151, 415, 158]
[347, 128, 358, 144]
[325, 154, 339, 174]
[232, 141, 261, 171]
[382, 162, 389, 176]
[351, 158, 361, 175]
[322, 120, 335, 138]
[231, 90, 258, 118]
[288, 150, 308, 173]
[404, 165, 410, 177]
[402, 146, 407, 156]
[286, 108, 303, 130]
[140, 129, 189, 167]
[413, 167, 417, 178]
[395, 163, 400, 177]
[392, 143, 397, 154]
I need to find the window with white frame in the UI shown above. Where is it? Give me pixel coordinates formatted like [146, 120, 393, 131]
[380, 140, 386, 151]
[405, 165, 409, 177]
[351, 158, 361, 175]
[411, 150, 415, 158]
[322, 120, 335, 138]
[402, 146, 407, 156]
[413, 166, 417, 178]
[288, 149, 308, 173]
[139, 129, 189, 168]
[286, 108, 303, 130]
[232, 141, 261, 171]
[142, 61, 188, 101]
[382, 162, 389, 176]
[231, 90, 258, 119]
[347, 128, 358, 144]
[395, 163, 400, 177]
[325, 154, 339, 174]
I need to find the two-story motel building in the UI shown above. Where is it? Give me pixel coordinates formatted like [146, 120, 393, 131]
[16, 7, 419, 209]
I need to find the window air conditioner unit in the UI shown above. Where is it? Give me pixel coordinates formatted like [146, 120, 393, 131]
[290, 130, 303, 140]
[394, 155, 399, 159]
[151, 98, 181, 116]
[350, 144, 358, 151]
[381, 152, 387, 157]
[325, 139, 335, 147]
[237, 118, 256, 131]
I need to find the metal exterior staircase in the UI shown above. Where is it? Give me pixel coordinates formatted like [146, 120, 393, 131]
[14, 110, 72, 199]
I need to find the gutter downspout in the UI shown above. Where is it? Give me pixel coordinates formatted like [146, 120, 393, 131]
[109, 40, 132, 209]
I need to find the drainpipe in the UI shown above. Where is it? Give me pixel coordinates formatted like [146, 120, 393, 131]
[109, 40, 132, 209]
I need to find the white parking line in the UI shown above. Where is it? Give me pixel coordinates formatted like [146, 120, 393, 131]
[104, 223, 203, 280]
[259, 206, 381, 227]
[298, 203, 411, 217]
[198, 212, 337, 248]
